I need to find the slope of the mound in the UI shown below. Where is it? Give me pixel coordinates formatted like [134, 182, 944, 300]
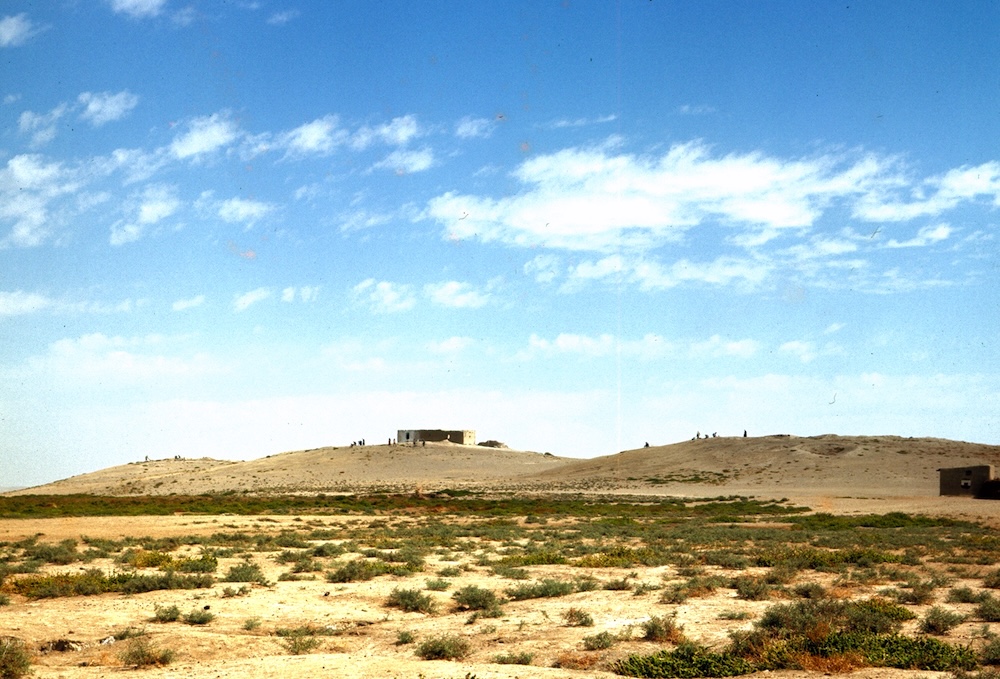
[11, 443, 571, 495]
[529, 434, 1000, 497]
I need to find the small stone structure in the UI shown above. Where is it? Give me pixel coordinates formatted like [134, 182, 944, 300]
[939, 465, 994, 496]
[397, 429, 476, 445]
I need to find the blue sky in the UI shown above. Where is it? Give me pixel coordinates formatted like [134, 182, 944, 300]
[2, 1, 999, 488]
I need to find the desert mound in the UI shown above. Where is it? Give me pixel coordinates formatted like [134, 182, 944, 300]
[10, 442, 570, 496]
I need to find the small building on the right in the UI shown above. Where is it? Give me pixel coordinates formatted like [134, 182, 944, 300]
[939, 465, 995, 496]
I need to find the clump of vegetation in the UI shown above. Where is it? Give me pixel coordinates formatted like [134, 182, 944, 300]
[243, 618, 261, 631]
[118, 637, 176, 668]
[505, 578, 576, 600]
[386, 587, 437, 614]
[977, 595, 1000, 622]
[281, 633, 321, 655]
[182, 608, 215, 625]
[326, 558, 406, 583]
[920, 606, 965, 635]
[152, 604, 181, 623]
[395, 630, 415, 645]
[3, 569, 213, 599]
[494, 651, 534, 664]
[223, 560, 269, 585]
[415, 635, 471, 660]
[642, 615, 685, 643]
[452, 585, 503, 615]
[0, 637, 33, 679]
[424, 577, 450, 591]
[564, 607, 595, 627]
[948, 586, 989, 604]
[582, 630, 619, 651]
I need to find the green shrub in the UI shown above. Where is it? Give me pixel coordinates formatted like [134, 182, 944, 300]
[615, 641, 756, 678]
[643, 615, 684, 643]
[792, 582, 826, 599]
[118, 637, 175, 668]
[415, 635, 470, 660]
[582, 631, 617, 651]
[152, 604, 180, 623]
[564, 607, 595, 627]
[326, 558, 400, 583]
[173, 552, 218, 573]
[182, 608, 215, 625]
[505, 579, 575, 600]
[948, 586, 989, 604]
[977, 595, 1000, 622]
[490, 564, 530, 579]
[980, 636, 1000, 665]
[223, 560, 269, 585]
[395, 630, 415, 645]
[983, 569, 1000, 588]
[113, 626, 146, 640]
[452, 585, 502, 612]
[386, 588, 437, 614]
[425, 578, 450, 591]
[605, 577, 634, 591]
[281, 634, 321, 655]
[243, 618, 261, 631]
[920, 606, 965, 635]
[732, 576, 772, 601]
[494, 651, 533, 664]
[437, 566, 461, 577]
[0, 637, 32, 679]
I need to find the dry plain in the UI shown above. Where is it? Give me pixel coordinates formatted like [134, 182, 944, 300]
[5, 434, 1000, 679]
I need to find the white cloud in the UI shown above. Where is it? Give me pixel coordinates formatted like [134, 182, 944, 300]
[425, 142, 895, 255]
[689, 335, 760, 358]
[0, 154, 81, 247]
[280, 115, 346, 156]
[109, 184, 181, 246]
[885, 223, 953, 249]
[544, 114, 618, 128]
[563, 254, 772, 291]
[280, 286, 320, 303]
[824, 322, 845, 334]
[524, 254, 561, 283]
[424, 281, 490, 308]
[676, 104, 717, 115]
[372, 148, 434, 174]
[339, 208, 393, 232]
[217, 197, 274, 225]
[172, 295, 205, 311]
[427, 336, 473, 354]
[170, 113, 239, 159]
[107, 0, 168, 19]
[78, 90, 139, 126]
[855, 162, 1000, 222]
[233, 287, 271, 311]
[455, 116, 495, 139]
[0, 290, 52, 316]
[0, 13, 43, 47]
[352, 279, 415, 313]
[23, 333, 219, 382]
[267, 9, 300, 25]
[18, 104, 68, 147]
[352, 115, 420, 149]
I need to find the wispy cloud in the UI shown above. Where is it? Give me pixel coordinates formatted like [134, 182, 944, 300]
[267, 9, 300, 25]
[0, 13, 44, 47]
[217, 197, 274, 225]
[279, 115, 346, 157]
[455, 116, 496, 139]
[352, 279, 416, 313]
[78, 90, 140, 126]
[676, 104, 717, 115]
[18, 104, 68, 148]
[106, 0, 168, 19]
[170, 112, 239, 159]
[109, 184, 181, 246]
[0, 290, 53, 316]
[372, 148, 435, 174]
[427, 336, 473, 354]
[424, 281, 490, 308]
[233, 287, 271, 311]
[172, 294, 205, 311]
[281, 286, 320, 303]
[352, 115, 421, 150]
[543, 114, 618, 129]
[855, 162, 1000, 222]
[884, 223, 952, 248]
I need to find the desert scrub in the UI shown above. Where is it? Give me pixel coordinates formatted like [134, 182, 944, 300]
[173, 552, 218, 573]
[415, 635, 471, 660]
[732, 576, 772, 601]
[118, 637, 176, 668]
[424, 577, 450, 591]
[386, 587, 437, 614]
[505, 578, 576, 600]
[948, 586, 990, 604]
[243, 617, 261, 631]
[0, 637, 32, 679]
[326, 558, 401, 583]
[281, 634, 322, 655]
[564, 607, 595, 627]
[978, 595, 1000, 622]
[223, 559, 269, 585]
[152, 604, 181, 623]
[5, 569, 213, 599]
[182, 608, 215, 625]
[792, 582, 827, 599]
[494, 651, 534, 664]
[642, 615, 685, 643]
[582, 630, 618, 651]
[452, 585, 503, 613]
[395, 630, 416, 645]
[920, 606, 965, 635]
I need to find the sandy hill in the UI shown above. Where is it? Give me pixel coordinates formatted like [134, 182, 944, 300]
[10, 442, 570, 496]
[526, 433, 1000, 497]
[11, 434, 1000, 501]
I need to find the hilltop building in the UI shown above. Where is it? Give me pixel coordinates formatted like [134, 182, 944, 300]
[939, 465, 994, 496]
[397, 429, 475, 445]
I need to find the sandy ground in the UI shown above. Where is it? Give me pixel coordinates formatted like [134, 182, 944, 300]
[6, 434, 1000, 678]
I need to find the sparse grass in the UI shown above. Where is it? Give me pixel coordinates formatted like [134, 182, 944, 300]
[243, 617, 261, 631]
[118, 637, 176, 668]
[152, 604, 180, 622]
[921, 606, 965, 635]
[182, 608, 215, 625]
[564, 607, 595, 627]
[415, 635, 470, 660]
[0, 637, 32, 679]
[386, 587, 437, 614]
[494, 651, 534, 664]
[281, 634, 321, 655]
